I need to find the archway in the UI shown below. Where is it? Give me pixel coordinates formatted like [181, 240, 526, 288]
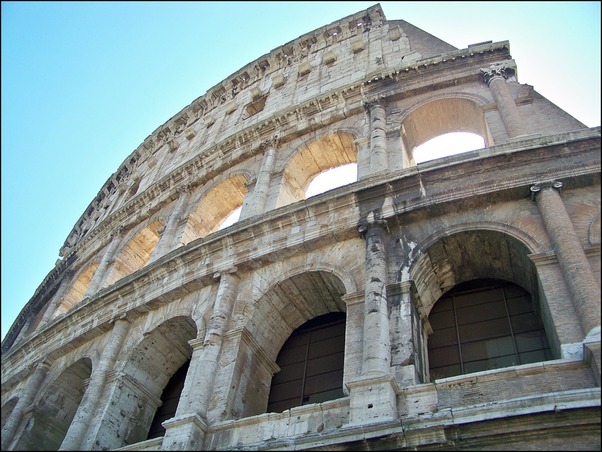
[11, 358, 92, 451]
[182, 174, 248, 243]
[230, 270, 348, 418]
[277, 131, 357, 208]
[102, 220, 163, 287]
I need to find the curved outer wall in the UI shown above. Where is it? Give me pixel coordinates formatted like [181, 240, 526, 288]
[2, 4, 600, 451]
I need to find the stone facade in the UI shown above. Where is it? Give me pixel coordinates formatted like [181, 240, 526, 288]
[1, 4, 600, 451]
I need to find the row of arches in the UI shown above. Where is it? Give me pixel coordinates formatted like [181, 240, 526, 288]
[3, 226, 559, 450]
[40, 126, 485, 326]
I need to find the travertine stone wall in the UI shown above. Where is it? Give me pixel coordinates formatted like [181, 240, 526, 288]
[2, 4, 599, 451]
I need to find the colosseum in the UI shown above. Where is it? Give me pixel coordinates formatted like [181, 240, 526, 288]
[1, 4, 600, 451]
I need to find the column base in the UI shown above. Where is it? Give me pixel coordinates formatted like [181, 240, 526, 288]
[160, 413, 208, 451]
[345, 373, 399, 426]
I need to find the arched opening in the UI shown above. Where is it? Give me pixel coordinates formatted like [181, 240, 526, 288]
[182, 174, 248, 243]
[407, 229, 556, 383]
[101, 220, 163, 288]
[95, 316, 196, 450]
[428, 278, 552, 380]
[277, 132, 357, 208]
[401, 97, 491, 166]
[11, 358, 92, 451]
[147, 359, 190, 439]
[267, 311, 346, 413]
[53, 262, 99, 317]
[229, 270, 349, 418]
[305, 163, 357, 198]
[413, 132, 484, 164]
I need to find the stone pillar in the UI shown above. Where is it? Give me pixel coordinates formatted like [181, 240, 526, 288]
[60, 315, 131, 451]
[196, 270, 239, 416]
[83, 227, 124, 298]
[1, 358, 52, 450]
[150, 187, 190, 262]
[481, 62, 527, 139]
[161, 270, 239, 450]
[531, 181, 601, 338]
[240, 144, 276, 220]
[362, 220, 392, 375]
[367, 101, 389, 174]
[159, 337, 207, 451]
[340, 292, 365, 390]
[388, 281, 420, 385]
[346, 221, 398, 426]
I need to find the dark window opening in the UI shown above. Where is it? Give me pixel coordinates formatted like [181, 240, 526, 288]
[428, 279, 552, 380]
[147, 360, 190, 439]
[267, 312, 346, 413]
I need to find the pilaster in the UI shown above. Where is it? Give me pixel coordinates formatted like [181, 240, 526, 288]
[60, 314, 132, 450]
[1, 357, 53, 450]
[481, 62, 527, 139]
[531, 181, 601, 338]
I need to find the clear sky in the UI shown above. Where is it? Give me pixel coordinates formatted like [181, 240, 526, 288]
[1, 1, 600, 342]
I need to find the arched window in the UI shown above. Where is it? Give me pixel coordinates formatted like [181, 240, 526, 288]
[267, 312, 346, 413]
[428, 279, 552, 380]
[305, 163, 357, 198]
[147, 360, 190, 439]
[414, 132, 484, 164]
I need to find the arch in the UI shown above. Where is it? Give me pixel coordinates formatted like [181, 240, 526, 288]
[101, 220, 163, 288]
[11, 358, 92, 451]
[182, 173, 250, 243]
[407, 229, 540, 317]
[52, 262, 99, 317]
[249, 271, 348, 357]
[276, 131, 358, 208]
[231, 270, 349, 418]
[400, 96, 491, 164]
[96, 316, 197, 449]
[305, 162, 358, 198]
[402, 221, 544, 268]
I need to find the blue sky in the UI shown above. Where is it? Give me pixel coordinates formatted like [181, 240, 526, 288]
[1, 1, 600, 341]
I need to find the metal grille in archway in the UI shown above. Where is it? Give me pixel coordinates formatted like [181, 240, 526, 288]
[267, 312, 346, 413]
[428, 279, 552, 379]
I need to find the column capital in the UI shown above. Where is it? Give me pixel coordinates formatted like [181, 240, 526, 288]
[358, 218, 389, 235]
[30, 357, 54, 373]
[530, 180, 563, 200]
[480, 62, 517, 85]
[109, 225, 125, 238]
[176, 183, 193, 195]
[109, 312, 132, 325]
[212, 267, 238, 281]
[259, 134, 280, 151]
[362, 98, 387, 112]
